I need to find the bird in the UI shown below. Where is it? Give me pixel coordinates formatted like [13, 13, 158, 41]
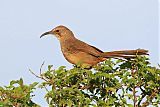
[40, 25, 148, 68]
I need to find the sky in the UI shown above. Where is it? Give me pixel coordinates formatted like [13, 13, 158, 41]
[0, 0, 158, 106]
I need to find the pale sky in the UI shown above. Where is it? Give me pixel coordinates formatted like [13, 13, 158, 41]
[0, 0, 158, 106]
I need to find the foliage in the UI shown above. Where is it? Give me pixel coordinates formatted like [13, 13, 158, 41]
[0, 56, 160, 106]
[38, 56, 160, 107]
[0, 78, 39, 107]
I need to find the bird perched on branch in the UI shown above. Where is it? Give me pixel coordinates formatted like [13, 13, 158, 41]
[40, 25, 148, 68]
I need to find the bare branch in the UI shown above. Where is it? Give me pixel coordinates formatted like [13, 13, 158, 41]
[29, 69, 42, 79]
[40, 61, 45, 75]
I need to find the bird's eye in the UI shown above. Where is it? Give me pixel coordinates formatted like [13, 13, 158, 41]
[56, 30, 60, 32]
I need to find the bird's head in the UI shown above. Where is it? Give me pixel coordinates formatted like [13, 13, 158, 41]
[40, 25, 74, 40]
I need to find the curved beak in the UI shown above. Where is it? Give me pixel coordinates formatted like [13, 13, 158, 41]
[40, 31, 51, 38]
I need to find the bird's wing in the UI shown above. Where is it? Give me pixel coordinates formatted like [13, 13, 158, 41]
[72, 39, 104, 57]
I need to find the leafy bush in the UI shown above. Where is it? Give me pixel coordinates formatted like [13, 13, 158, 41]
[0, 78, 39, 107]
[0, 56, 160, 106]
[38, 56, 160, 106]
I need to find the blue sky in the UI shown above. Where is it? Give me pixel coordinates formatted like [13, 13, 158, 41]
[0, 0, 158, 106]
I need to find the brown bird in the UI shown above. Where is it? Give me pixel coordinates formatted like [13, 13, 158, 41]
[40, 25, 148, 68]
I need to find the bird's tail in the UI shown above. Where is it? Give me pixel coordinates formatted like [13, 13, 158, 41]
[102, 49, 148, 58]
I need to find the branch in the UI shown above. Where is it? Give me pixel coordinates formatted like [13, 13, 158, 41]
[40, 61, 45, 75]
[133, 86, 136, 107]
[29, 69, 48, 83]
[131, 63, 138, 107]
[137, 86, 146, 106]
[141, 89, 158, 107]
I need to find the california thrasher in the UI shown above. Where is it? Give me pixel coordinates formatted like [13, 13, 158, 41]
[40, 25, 148, 68]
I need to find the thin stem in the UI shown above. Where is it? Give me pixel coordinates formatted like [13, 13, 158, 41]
[138, 86, 146, 106]
[133, 86, 136, 107]
[131, 63, 137, 107]
[78, 102, 81, 107]
[40, 61, 45, 75]
[29, 69, 48, 82]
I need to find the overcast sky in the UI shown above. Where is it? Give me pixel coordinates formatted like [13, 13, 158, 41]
[0, 0, 158, 106]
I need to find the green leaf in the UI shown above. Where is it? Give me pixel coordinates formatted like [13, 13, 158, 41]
[48, 65, 53, 71]
[19, 78, 24, 86]
[126, 104, 133, 107]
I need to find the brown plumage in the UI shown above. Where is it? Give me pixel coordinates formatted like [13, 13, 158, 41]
[40, 25, 148, 68]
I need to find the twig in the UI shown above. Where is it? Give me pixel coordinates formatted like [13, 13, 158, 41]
[141, 89, 158, 107]
[29, 69, 48, 82]
[29, 69, 42, 79]
[133, 86, 136, 107]
[78, 102, 81, 107]
[138, 86, 146, 106]
[44, 86, 50, 92]
[40, 61, 45, 75]
[131, 63, 138, 107]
